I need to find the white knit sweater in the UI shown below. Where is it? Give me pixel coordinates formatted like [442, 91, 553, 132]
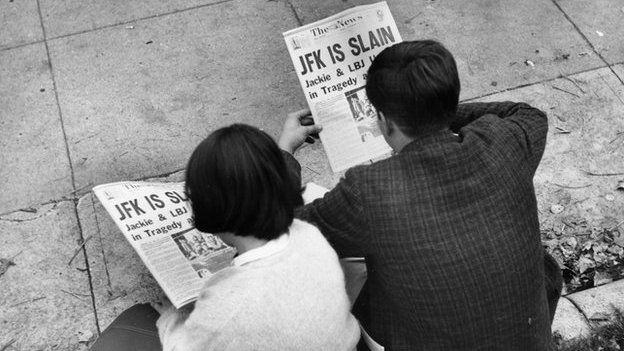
[157, 219, 360, 351]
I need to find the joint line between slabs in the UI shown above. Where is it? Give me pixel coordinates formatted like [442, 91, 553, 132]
[36, 0, 101, 335]
[90, 193, 107, 334]
[285, 0, 303, 26]
[43, 0, 235, 44]
[35, 0, 76, 192]
[0, 39, 46, 53]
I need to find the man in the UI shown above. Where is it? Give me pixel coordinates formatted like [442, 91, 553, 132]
[278, 40, 562, 350]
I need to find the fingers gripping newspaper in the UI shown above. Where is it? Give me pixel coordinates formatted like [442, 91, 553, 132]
[93, 182, 236, 308]
[283, 2, 402, 172]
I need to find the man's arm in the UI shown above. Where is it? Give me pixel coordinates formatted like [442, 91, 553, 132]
[451, 101, 548, 173]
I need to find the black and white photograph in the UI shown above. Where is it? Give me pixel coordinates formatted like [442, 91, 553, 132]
[346, 87, 382, 142]
[3, 0, 624, 350]
[171, 230, 230, 278]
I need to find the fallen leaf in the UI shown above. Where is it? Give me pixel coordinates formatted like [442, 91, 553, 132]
[0, 258, 15, 277]
[596, 30, 605, 37]
[565, 236, 578, 249]
[543, 239, 560, 251]
[614, 233, 624, 247]
[605, 194, 615, 201]
[608, 245, 624, 256]
[577, 256, 595, 274]
[594, 271, 613, 286]
[594, 251, 608, 265]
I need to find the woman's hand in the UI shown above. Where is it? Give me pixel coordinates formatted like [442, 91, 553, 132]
[151, 295, 173, 315]
[278, 108, 323, 154]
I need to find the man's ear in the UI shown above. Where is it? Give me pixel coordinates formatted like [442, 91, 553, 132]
[378, 111, 394, 136]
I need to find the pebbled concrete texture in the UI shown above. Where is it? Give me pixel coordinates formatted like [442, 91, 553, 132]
[289, 0, 605, 100]
[0, 0, 43, 50]
[39, 0, 224, 39]
[48, 0, 304, 191]
[553, 0, 624, 65]
[0, 43, 73, 215]
[0, 201, 95, 351]
[476, 67, 624, 228]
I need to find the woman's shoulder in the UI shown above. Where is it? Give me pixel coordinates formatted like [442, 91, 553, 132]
[289, 219, 331, 249]
[288, 219, 340, 263]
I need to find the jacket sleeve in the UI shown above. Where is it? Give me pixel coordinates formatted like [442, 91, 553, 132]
[452, 101, 548, 174]
[283, 151, 366, 258]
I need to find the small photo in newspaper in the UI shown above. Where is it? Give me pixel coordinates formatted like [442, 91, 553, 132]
[171, 229, 232, 278]
[345, 86, 382, 143]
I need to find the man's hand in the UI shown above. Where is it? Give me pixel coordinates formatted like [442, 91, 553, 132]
[278, 108, 323, 154]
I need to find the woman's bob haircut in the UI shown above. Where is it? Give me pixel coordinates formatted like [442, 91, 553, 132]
[185, 124, 302, 240]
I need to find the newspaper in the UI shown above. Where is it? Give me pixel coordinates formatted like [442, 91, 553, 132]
[93, 181, 236, 308]
[93, 181, 331, 308]
[283, 2, 402, 172]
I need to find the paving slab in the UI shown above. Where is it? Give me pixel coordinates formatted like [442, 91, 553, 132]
[0, 0, 43, 50]
[476, 67, 624, 228]
[567, 280, 624, 323]
[48, 0, 304, 190]
[289, 0, 605, 100]
[0, 43, 73, 215]
[0, 201, 95, 351]
[39, 0, 225, 39]
[551, 297, 591, 339]
[554, 0, 624, 65]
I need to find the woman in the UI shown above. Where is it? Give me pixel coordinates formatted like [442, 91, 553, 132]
[154, 124, 360, 350]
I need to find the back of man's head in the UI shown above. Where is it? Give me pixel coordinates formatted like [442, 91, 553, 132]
[365, 40, 460, 136]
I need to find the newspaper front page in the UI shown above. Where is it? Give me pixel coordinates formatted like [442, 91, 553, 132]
[283, 2, 402, 172]
[93, 181, 236, 308]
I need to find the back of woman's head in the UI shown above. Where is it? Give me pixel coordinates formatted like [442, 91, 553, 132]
[185, 124, 302, 240]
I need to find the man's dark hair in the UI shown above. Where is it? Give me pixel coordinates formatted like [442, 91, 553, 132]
[185, 124, 302, 240]
[365, 40, 460, 135]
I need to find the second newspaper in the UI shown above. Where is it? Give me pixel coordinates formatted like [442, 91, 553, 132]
[283, 2, 402, 172]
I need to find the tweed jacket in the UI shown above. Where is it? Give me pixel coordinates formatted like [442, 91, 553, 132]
[286, 102, 551, 350]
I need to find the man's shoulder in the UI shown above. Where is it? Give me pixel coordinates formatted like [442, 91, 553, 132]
[339, 154, 410, 197]
[345, 153, 403, 178]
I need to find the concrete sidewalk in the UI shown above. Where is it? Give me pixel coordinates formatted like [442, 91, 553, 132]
[1, 0, 623, 349]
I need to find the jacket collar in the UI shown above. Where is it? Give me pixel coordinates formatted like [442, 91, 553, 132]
[399, 128, 460, 154]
